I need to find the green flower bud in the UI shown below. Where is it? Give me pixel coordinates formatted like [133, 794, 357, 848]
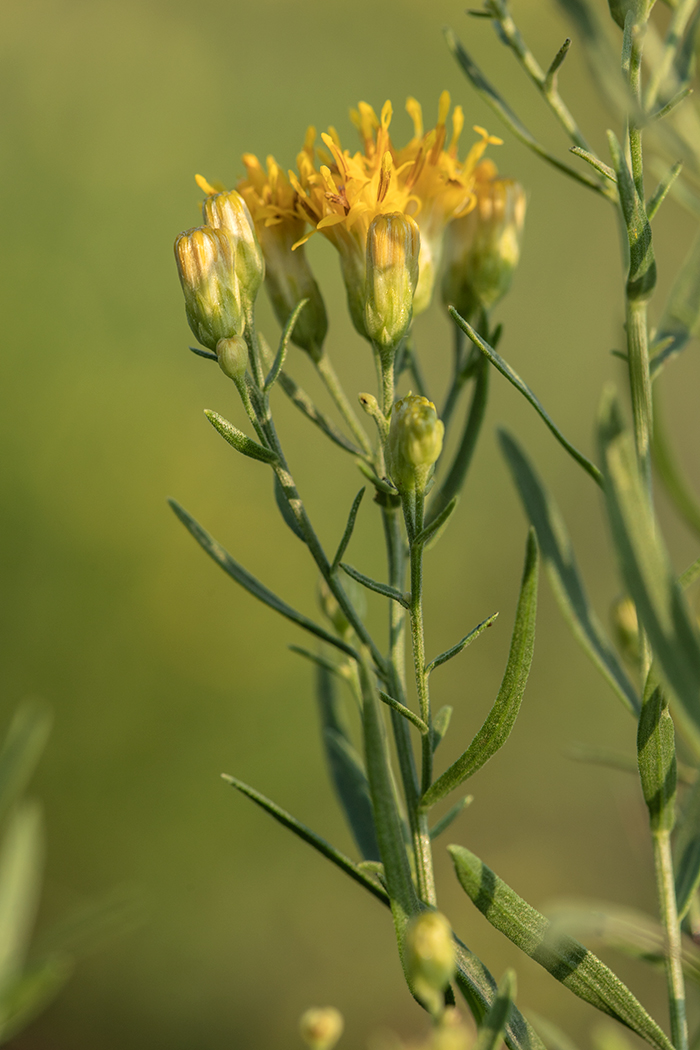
[386, 393, 444, 496]
[442, 172, 526, 318]
[299, 1007, 344, 1050]
[611, 595, 640, 667]
[365, 213, 420, 356]
[216, 335, 248, 383]
[174, 226, 245, 351]
[202, 189, 265, 315]
[257, 222, 328, 362]
[405, 912, 456, 1019]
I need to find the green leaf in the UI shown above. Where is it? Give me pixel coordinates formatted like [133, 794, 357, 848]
[431, 705, 453, 750]
[500, 430, 640, 717]
[652, 229, 700, 375]
[674, 773, 700, 919]
[598, 393, 700, 751]
[274, 474, 307, 541]
[426, 614, 499, 676]
[449, 846, 674, 1050]
[340, 563, 409, 608]
[168, 499, 357, 659]
[607, 132, 657, 302]
[476, 969, 516, 1050]
[204, 410, 278, 464]
[453, 312, 603, 487]
[276, 372, 360, 456]
[264, 299, 307, 392]
[332, 488, 365, 570]
[0, 955, 72, 1044]
[430, 795, 473, 840]
[421, 530, 538, 810]
[646, 162, 682, 222]
[680, 555, 700, 590]
[570, 147, 617, 182]
[527, 1012, 582, 1050]
[651, 395, 700, 539]
[0, 802, 43, 988]
[0, 701, 51, 827]
[414, 496, 458, 550]
[377, 691, 428, 733]
[222, 774, 388, 904]
[637, 680, 677, 834]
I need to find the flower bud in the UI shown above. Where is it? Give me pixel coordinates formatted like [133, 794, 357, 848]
[216, 335, 248, 383]
[442, 170, 525, 318]
[386, 393, 444, 496]
[611, 595, 640, 667]
[174, 226, 245, 350]
[259, 227, 328, 362]
[365, 213, 420, 355]
[202, 189, 265, 315]
[299, 1007, 344, 1050]
[405, 912, 456, 1019]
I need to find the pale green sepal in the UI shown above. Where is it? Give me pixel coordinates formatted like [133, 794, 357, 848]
[414, 496, 458, 550]
[263, 299, 308, 393]
[449, 846, 674, 1050]
[637, 680, 677, 834]
[168, 500, 357, 658]
[204, 410, 278, 464]
[0, 955, 73, 1044]
[607, 131, 657, 302]
[475, 969, 516, 1050]
[598, 393, 700, 749]
[0, 802, 43, 991]
[426, 614, 499, 676]
[429, 796, 473, 840]
[221, 774, 388, 904]
[0, 701, 51, 827]
[674, 774, 700, 919]
[452, 310, 603, 486]
[431, 705, 453, 750]
[651, 230, 700, 376]
[273, 475, 306, 542]
[499, 430, 640, 717]
[340, 563, 409, 608]
[332, 488, 365, 570]
[421, 530, 538, 810]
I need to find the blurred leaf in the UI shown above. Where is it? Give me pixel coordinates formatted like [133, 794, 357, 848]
[679, 555, 700, 590]
[453, 313, 603, 486]
[554, 0, 632, 116]
[426, 613, 499, 676]
[500, 430, 640, 716]
[274, 474, 307, 541]
[674, 774, 700, 919]
[429, 796, 473, 840]
[34, 887, 143, 960]
[592, 1024, 636, 1050]
[476, 969, 516, 1050]
[651, 230, 700, 375]
[168, 499, 357, 658]
[527, 1012, 582, 1050]
[340, 563, 409, 608]
[222, 774, 388, 904]
[0, 802, 43, 990]
[332, 488, 365, 569]
[432, 705, 453, 751]
[607, 132, 657, 302]
[652, 394, 700, 539]
[421, 530, 538, 809]
[0, 701, 51, 827]
[204, 410, 278, 464]
[449, 846, 674, 1050]
[598, 393, 700, 752]
[0, 955, 72, 1045]
[637, 680, 677, 833]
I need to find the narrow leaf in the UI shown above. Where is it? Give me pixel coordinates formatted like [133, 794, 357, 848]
[652, 229, 700, 375]
[276, 372, 360, 456]
[377, 691, 428, 733]
[607, 132, 657, 301]
[651, 396, 700, 539]
[274, 474, 307, 541]
[204, 410, 278, 464]
[414, 497, 458, 550]
[168, 499, 357, 658]
[340, 563, 409, 608]
[426, 614, 499, 676]
[449, 846, 674, 1050]
[432, 705, 454, 751]
[324, 728, 382, 861]
[646, 162, 682, 222]
[421, 530, 538, 810]
[430, 796, 473, 840]
[527, 1012, 582, 1050]
[264, 299, 307, 392]
[0, 701, 51, 827]
[453, 311, 603, 487]
[0, 802, 43, 987]
[189, 345, 217, 361]
[674, 773, 700, 919]
[637, 680, 677, 834]
[680, 556, 700, 590]
[500, 430, 640, 716]
[599, 393, 700, 750]
[332, 488, 366, 570]
[570, 147, 616, 182]
[222, 774, 388, 904]
[476, 969, 516, 1050]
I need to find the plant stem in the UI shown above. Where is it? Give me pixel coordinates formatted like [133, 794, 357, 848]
[408, 493, 432, 794]
[315, 352, 373, 456]
[653, 829, 688, 1050]
[627, 287, 653, 495]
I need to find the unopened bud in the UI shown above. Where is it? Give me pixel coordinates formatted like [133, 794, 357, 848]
[442, 174, 525, 318]
[203, 190, 265, 315]
[365, 213, 420, 356]
[299, 1007, 344, 1050]
[405, 912, 456, 1019]
[258, 225, 328, 362]
[611, 596, 640, 667]
[216, 335, 248, 383]
[174, 226, 245, 350]
[387, 393, 444, 495]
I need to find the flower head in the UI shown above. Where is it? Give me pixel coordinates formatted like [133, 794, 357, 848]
[174, 226, 245, 350]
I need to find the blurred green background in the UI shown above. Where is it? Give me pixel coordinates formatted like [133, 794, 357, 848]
[2, 0, 700, 1047]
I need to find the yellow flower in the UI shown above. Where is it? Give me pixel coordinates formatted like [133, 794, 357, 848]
[289, 93, 501, 333]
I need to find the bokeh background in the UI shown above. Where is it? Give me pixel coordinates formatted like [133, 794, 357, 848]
[2, 0, 700, 1047]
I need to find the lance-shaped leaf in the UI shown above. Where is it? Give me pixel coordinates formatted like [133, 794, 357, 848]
[432, 705, 453, 751]
[449, 846, 674, 1050]
[637, 680, 677, 835]
[430, 796, 473, 840]
[277, 372, 360, 456]
[316, 664, 381, 862]
[332, 488, 365, 570]
[652, 230, 700, 375]
[168, 499, 357, 659]
[0, 701, 51, 826]
[415, 496, 458, 551]
[426, 614, 499, 676]
[204, 411, 279, 464]
[674, 773, 700, 920]
[0, 803, 43, 992]
[421, 530, 538, 810]
[264, 299, 307, 392]
[651, 396, 700, 540]
[340, 563, 409, 608]
[500, 430, 640, 717]
[598, 394, 700, 751]
[476, 969, 516, 1050]
[607, 132, 657, 302]
[527, 1012, 582, 1050]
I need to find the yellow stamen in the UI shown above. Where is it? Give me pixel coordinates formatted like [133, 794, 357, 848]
[377, 151, 393, 204]
[449, 106, 464, 157]
[437, 90, 451, 127]
[405, 97, 423, 139]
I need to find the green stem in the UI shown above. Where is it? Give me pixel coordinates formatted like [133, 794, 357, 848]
[653, 830, 688, 1050]
[626, 296, 653, 494]
[315, 352, 373, 457]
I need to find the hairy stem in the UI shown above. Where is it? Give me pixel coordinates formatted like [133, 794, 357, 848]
[653, 830, 688, 1050]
